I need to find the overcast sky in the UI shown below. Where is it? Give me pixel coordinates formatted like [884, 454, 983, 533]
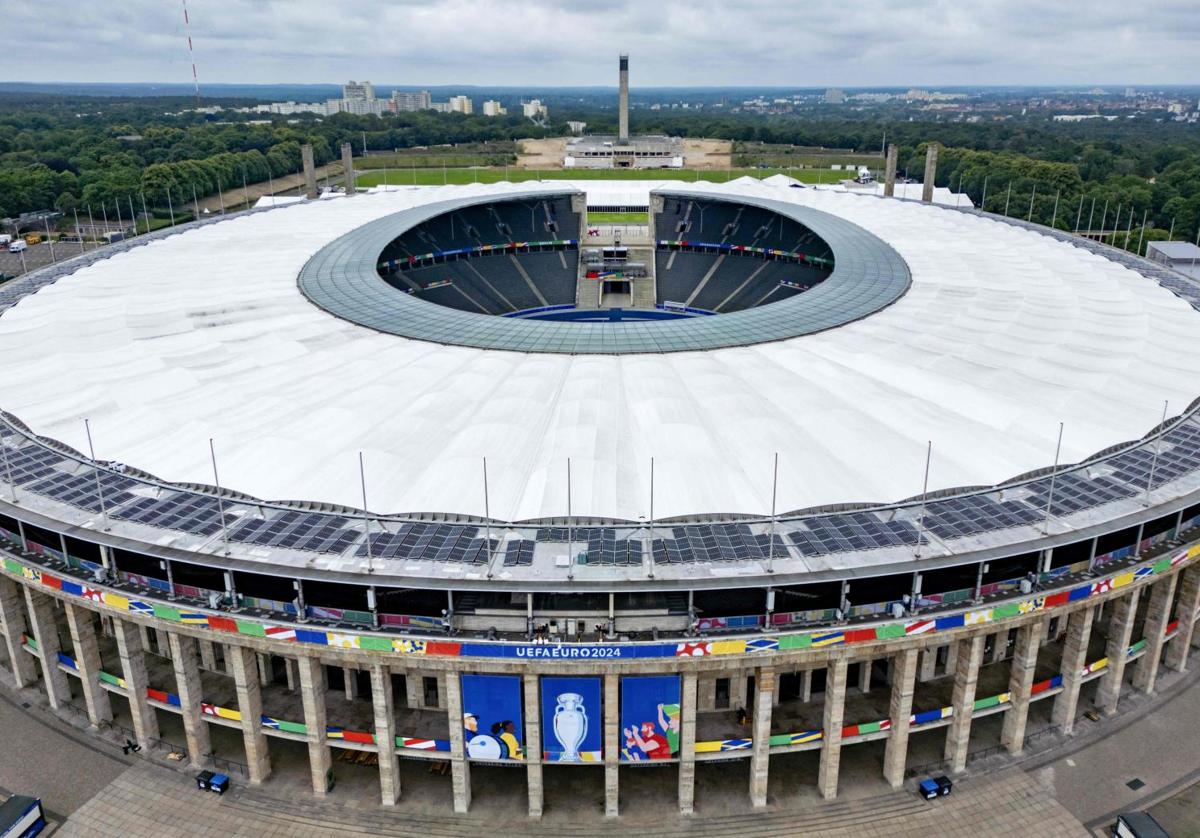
[0, 0, 1197, 88]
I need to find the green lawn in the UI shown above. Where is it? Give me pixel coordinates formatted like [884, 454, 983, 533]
[586, 211, 649, 224]
[352, 167, 840, 188]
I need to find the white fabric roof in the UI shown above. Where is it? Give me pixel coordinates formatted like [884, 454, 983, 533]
[1, 179, 1198, 522]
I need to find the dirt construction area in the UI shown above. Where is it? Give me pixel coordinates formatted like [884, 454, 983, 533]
[682, 138, 732, 169]
[516, 138, 568, 169]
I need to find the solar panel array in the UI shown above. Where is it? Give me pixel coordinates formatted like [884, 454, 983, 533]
[357, 522, 493, 564]
[503, 539, 535, 567]
[653, 523, 786, 564]
[536, 527, 643, 565]
[788, 513, 922, 557]
[226, 510, 360, 553]
[113, 492, 231, 537]
[27, 470, 139, 515]
[1022, 471, 1138, 518]
[924, 494, 1045, 540]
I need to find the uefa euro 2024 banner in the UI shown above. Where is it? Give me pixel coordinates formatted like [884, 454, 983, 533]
[541, 676, 603, 762]
[461, 674, 524, 761]
[620, 675, 681, 761]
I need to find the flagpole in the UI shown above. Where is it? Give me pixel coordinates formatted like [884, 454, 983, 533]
[209, 438, 230, 554]
[483, 457, 495, 579]
[84, 418, 109, 531]
[0, 424, 17, 504]
[914, 441, 932, 558]
[767, 452, 778, 574]
[359, 451, 373, 573]
[1041, 422, 1064, 534]
[1144, 400, 1169, 507]
[647, 456, 655, 580]
[566, 458, 574, 581]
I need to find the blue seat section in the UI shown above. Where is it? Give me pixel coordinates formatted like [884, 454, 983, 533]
[378, 196, 580, 313]
[655, 252, 715, 306]
[653, 198, 833, 312]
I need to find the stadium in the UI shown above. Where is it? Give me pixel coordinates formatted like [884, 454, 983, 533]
[2, 169, 1200, 820]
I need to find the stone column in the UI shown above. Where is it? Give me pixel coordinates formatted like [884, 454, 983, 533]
[817, 657, 848, 800]
[1096, 590, 1138, 715]
[199, 639, 217, 672]
[284, 657, 299, 692]
[1051, 606, 1095, 735]
[445, 672, 471, 813]
[1165, 565, 1200, 672]
[749, 666, 775, 808]
[944, 641, 959, 677]
[857, 658, 872, 694]
[0, 577, 39, 687]
[1132, 574, 1178, 694]
[990, 629, 1009, 663]
[298, 656, 332, 796]
[883, 648, 918, 789]
[369, 663, 400, 806]
[678, 671, 698, 816]
[227, 644, 271, 784]
[944, 634, 985, 773]
[800, 669, 812, 703]
[23, 588, 70, 709]
[523, 673, 543, 818]
[1001, 620, 1044, 755]
[113, 618, 158, 749]
[256, 652, 271, 687]
[604, 672, 619, 817]
[341, 142, 356, 196]
[883, 144, 898, 198]
[167, 632, 211, 769]
[64, 603, 111, 728]
[921, 144, 938, 203]
[342, 666, 358, 700]
[301, 144, 319, 200]
[918, 647, 937, 682]
[405, 673, 423, 709]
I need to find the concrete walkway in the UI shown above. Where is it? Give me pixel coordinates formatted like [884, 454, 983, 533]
[56, 762, 1083, 838]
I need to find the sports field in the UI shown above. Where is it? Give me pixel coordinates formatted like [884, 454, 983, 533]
[351, 167, 840, 188]
[586, 211, 649, 224]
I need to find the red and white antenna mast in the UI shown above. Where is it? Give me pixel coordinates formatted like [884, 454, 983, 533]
[182, 0, 200, 108]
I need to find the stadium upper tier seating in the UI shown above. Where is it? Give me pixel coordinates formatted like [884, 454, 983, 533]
[378, 196, 580, 313]
[654, 199, 833, 312]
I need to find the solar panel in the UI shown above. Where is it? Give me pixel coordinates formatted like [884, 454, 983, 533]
[113, 492, 231, 537]
[227, 510, 359, 553]
[503, 539, 535, 566]
[27, 469, 139, 514]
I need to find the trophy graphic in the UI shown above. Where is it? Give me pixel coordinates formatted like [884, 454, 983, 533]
[553, 692, 588, 761]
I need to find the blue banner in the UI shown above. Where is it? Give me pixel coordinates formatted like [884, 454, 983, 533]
[461, 674, 524, 761]
[620, 676, 681, 761]
[457, 642, 678, 660]
[541, 676, 602, 762]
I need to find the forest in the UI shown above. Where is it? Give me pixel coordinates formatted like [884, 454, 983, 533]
[0, 93, 1197, 245]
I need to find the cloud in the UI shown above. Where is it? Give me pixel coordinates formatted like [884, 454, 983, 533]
[0, 0, 1196, 86]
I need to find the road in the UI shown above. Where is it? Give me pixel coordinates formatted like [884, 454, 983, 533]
[1024, 664, 1200, 833]
[0, 686, 132, 818]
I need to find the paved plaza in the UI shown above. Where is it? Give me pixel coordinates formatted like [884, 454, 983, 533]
[9, 647, 1200, 836]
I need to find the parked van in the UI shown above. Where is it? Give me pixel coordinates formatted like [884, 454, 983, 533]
[8, 239, 28, 253]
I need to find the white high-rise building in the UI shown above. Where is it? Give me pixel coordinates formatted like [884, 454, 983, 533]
[482, 100, 507, 117]
[391, 90, 432, 112]
[522, 99, 548, 120]
[448, 95, 473, 115]
[343, 80, 376, 101]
